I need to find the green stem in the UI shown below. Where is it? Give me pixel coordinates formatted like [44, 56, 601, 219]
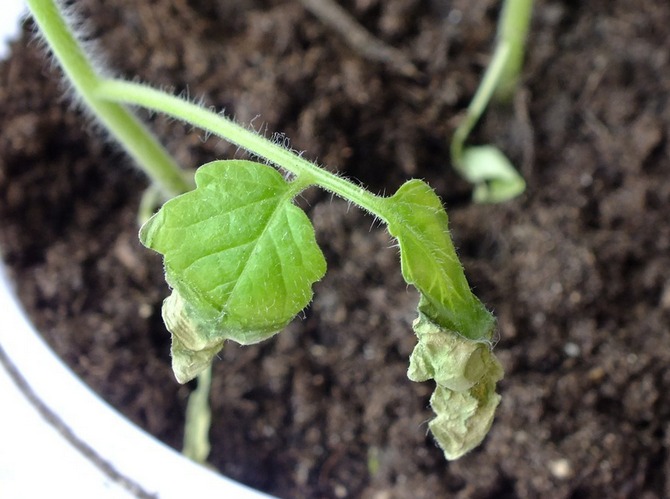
[450, 42, 511, 171]
[182, 364, 212, 464]
[26, 0, 191, 198]
[450, 0, 533, 169]
[495, 0, 534, 102]
[96, 79, 390, 219]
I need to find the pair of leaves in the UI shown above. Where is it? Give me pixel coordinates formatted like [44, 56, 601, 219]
[141, 159, 502, 458]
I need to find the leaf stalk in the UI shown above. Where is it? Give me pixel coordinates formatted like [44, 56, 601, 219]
[96, 79, 391, 220]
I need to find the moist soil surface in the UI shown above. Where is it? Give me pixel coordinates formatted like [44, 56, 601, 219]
[2, 1, 670, 497]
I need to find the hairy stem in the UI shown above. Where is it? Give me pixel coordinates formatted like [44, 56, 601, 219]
[96, 79, 390, 219]
[26, 0, 192, 197]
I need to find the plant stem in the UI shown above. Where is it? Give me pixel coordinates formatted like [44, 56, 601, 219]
[450, 0, 533, 180]
[182, 364, 212, 464]
[96, 79, 391, 219]
[495, 0, 534, 102]
[26, 0, 192, 198]
[450, 42, 511, 169]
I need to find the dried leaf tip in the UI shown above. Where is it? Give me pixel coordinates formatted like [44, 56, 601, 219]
[408, 312, 503, 460]
[162, 290, 224, 384]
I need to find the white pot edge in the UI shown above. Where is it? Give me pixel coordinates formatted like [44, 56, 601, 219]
[0, 266, 274, 498]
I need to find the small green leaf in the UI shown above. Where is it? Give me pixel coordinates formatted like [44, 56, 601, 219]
[460, 145, 526, 203]
[385, 179, 495, 341]
[140, 160, 326, 382]
[409, 312, 503, 460]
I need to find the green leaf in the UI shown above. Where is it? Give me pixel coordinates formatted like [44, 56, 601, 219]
[384, 179, 495, 341]
[460, 145, 526, 203]
[383, 180, 502, 458]
[408, 312, 503, 460]
[140, 160, 326, 382]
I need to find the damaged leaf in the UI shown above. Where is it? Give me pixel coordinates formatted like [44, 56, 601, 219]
[409, 312, 503, 460]
[140, 160, 326, 382]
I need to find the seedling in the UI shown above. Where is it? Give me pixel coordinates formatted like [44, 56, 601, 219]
[27, 0, 503, 462]
[450, 0, 532, 203]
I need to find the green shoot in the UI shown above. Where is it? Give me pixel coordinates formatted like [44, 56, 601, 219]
[183, 364, 212, 463]
[495, 0, 535, 102]
[450, 0, 532, 203]
[27, 0, 504, 460]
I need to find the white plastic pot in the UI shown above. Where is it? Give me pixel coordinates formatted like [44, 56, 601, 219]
[0, 267, 276, 498]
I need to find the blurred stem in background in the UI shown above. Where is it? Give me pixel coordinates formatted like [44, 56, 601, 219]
[450, 0, 533, 203]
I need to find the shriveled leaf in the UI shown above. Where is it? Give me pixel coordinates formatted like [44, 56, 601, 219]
[409, 312, 503, 460]
[384, 179, 495, 341]
[161, 290, 224, 383]
[383, 180, 501, 458]
[140, 160, 326, 382]
[408, 318, 491, 393]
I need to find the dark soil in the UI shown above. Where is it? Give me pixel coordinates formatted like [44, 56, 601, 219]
[2, 0, 670, 497]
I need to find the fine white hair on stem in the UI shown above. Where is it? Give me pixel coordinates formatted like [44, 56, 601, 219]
[34, 0, 115, 108]
[28, 0, 140, 153]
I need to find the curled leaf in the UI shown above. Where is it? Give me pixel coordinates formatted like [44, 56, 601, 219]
[460, 145, 526, 203]
[385, 179, 495, 341]
[140, 160, 326, 382]
[383, 179, 502, 457]
[162, 290, 224, 384]
[409, 312, 503, 460]
[427, 381, 501, 461]
[408, 316, 491, 392]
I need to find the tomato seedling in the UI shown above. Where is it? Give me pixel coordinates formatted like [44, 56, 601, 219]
[27, 0, 503, 461]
